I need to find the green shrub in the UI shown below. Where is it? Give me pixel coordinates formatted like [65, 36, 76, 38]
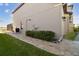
[26, 31, 55, 42]
[73, 26, 79, 32]
[64, 32, 77, 41]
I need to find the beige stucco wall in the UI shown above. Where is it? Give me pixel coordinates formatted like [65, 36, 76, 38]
[68, 15, 74, 32]
[12, 3, 63, 38]
[62, 14, 73, 34]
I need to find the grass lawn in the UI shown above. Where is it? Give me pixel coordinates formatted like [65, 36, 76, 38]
[0, 33, 57, 56]
[64, 32, 77, 41]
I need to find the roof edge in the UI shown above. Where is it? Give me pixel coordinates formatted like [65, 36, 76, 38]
[12, 3, 24, 14]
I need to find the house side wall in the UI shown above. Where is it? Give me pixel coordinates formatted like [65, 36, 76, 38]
[13, 3, 63, 38]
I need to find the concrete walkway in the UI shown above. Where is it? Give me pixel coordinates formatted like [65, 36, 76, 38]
[7, 32, 79, 56]
[75, 32, 79, 41]
[73, 32, 79, 46]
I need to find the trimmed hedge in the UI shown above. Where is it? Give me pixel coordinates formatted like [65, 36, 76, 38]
[26, 31, 55, 41]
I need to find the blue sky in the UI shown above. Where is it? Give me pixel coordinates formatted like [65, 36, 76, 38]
[0, 3, 18, 27]
[0, 3, 79, 27]
[73, 3, 79, 25]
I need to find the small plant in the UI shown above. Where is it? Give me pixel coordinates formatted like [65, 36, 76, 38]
[74, 26, 79, 32]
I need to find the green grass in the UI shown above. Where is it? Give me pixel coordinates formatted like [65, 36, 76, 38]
[64, 32, 77, 41]
[0, 33, 57, 56]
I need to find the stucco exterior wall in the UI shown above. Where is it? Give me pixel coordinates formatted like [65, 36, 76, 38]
[12, 3, 63, 38]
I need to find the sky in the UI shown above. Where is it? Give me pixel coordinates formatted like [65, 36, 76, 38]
[0, 3, 79, 27]
[73, 3, 79, 25]
[0, 3, 18, 27]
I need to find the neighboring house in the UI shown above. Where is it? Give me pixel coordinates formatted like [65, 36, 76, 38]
[12, 3, 73, 39]
[62, 3, 73, 34]
[7, 24, 13, 31]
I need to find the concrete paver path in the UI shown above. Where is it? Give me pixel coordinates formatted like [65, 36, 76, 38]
[7, 32, 79, 56]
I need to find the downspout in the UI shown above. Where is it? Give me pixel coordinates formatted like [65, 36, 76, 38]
[58, 20, 64, 42]
[58, 4, 64, 42]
